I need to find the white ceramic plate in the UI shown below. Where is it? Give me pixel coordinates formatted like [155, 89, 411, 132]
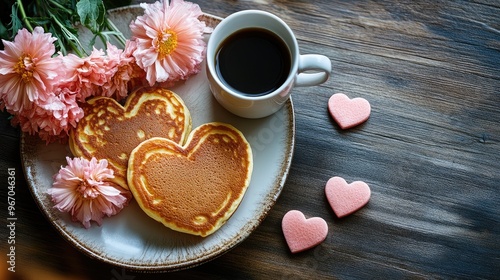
[21, 5, 295, 271]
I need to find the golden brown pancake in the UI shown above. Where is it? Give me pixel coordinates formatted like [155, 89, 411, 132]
[127, 122, 253, 237]
[69, 87, 191, 189]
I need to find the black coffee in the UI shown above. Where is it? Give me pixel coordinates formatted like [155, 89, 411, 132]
[215, 28, 291, 96]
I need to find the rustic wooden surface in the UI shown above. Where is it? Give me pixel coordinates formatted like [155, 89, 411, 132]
[1, 0, 499, 279]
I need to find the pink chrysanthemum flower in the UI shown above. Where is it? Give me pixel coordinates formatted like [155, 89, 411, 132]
[130, 0, 211, 86]
[12, 86, 84, 143]
[0, 27, 61, 112]
[48, 157, 131, 229]
[62, 42, 145, 102]
[64, 48, 118, 102]
[101, 41, 146, 101]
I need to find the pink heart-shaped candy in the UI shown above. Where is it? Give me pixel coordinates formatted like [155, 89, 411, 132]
[325, 176, 371, 218]
[282, 210, 328, 253]
[328, 93, 371, 129]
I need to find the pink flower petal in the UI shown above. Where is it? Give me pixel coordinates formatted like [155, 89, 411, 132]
[47, 157, 130, 228]
[130, 0, 208, 86]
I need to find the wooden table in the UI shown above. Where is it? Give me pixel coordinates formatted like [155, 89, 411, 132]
[1, 0, 499, 279]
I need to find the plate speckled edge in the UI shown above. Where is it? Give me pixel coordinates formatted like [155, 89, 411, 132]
[20, 5, 295, 271]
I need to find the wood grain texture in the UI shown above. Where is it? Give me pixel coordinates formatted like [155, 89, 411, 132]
[0, 0, 498, 279]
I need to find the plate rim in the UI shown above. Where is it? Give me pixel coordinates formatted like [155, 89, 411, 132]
[20, 7, 296, 272]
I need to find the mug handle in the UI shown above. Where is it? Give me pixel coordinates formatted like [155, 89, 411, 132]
[295, 54, 331, 87]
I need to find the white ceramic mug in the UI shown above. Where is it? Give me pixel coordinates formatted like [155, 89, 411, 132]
[206, 10, 332, 118]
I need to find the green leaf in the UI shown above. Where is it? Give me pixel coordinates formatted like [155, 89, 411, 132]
[76, 0, 105, 33]
[9, 3, 23, 37]
[48, 25, 68, 55]
[0, 20, 8, 40]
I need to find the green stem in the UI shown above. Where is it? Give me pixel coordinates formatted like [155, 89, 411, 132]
[67, 38, 85, 57]
[105, 17, 126, 47]
[98, 33, 107, 48]
[46, 0, 73, 15]
[50, 14, 86, 57]
[16, 0, 33, 32]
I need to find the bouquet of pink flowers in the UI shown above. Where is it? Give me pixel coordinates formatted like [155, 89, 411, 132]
[1, 0, 212, 228]
[0, 0, 210, 143]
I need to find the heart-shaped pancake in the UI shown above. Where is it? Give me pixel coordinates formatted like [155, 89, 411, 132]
[127, 122, 253, 237]
[69, 87, 192, 189]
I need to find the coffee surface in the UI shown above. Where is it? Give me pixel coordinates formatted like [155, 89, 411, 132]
[215, 28, 291, 96]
